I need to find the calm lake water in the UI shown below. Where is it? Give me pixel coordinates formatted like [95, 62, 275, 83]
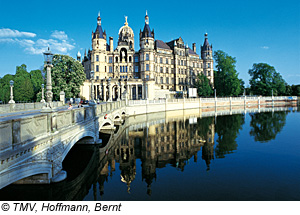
[1, 106, 299, 201]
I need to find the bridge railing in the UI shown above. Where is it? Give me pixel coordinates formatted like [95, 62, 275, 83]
[0, 101, 64, 114]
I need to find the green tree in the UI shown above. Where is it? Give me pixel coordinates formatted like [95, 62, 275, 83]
[14, 64, 34, 102]
[291, 84, 300, 96]
[248, 63, 287, 96]
[213, 50, 244, 96]
[0, 74, 14, 103]
[50, 54, 86, 100]
[30, 69, 44, 101]
[195, 73, 214, 97]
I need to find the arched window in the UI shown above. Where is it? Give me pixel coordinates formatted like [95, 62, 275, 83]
[116, 57, 118, 62]
[129, 56, 132, 62]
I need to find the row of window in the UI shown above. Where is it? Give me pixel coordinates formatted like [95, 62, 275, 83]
[95, 55, 134, 63]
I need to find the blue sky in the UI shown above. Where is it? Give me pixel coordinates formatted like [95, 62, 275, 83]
[0, 0, 299, 85]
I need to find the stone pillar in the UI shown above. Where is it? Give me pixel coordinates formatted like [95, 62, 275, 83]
[136, 85, 138, 100]
[117, 83, 121, 101]
[142, 83, 145, 99]
[103, 81, 107, 102]
[120, 82, 124, 100]
[108, 79, 112, 102]
[128, 85, 132, 100]
[59, 91, 65, 103]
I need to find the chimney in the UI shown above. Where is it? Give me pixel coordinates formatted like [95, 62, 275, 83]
[192, 43, 196, 53]
[109, 37, 113, 52]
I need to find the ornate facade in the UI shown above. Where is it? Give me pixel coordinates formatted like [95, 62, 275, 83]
[79, 12, 214, 101]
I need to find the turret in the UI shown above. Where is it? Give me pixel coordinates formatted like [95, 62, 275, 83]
[201, 33, 212, 60]
[139, 10, 155, 49]
[92, 12, 106, 40]
[77, 51, 81, 61]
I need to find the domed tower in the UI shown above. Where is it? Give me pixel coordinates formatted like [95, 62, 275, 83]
[201, 33, 214, 85]
[118, 16, 134, 50]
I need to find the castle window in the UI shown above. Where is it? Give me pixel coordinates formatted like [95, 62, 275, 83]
[146, 64, 149, 71]
[160, 57, 163, 64]
[208, 63, 211, 68]
[125, 66, 128, 73]
[134, 56, 139, 62]
[166, 67, 169, 73]
[120, 66, 123, 73]
[109, 57, 112, 63]
[166, 77, 169, 84]
[116, 57, 118, 62]
[129, 56, 132, 62]
[135, 66, 139, 73]
[146, 54, 149, 61]
[105, 56, 106, 62]
[109, 66, 112, 73]
[160, 77, 163, 83]
[96, 65, 99, 72]
[105, 66, 106, 72]
[161, 86, 164, 89]
[96, 55, 99, 62]
[166, 58, 168, 64]
[160, 67, 163, 73]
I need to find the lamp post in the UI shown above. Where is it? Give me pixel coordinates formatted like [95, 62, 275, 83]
[41, 47, 54, 112]
[214, 89, 216, 99]
[8, 80, 15, 104]
[90, 70, 95, 104]
[40, 83, 45, 103]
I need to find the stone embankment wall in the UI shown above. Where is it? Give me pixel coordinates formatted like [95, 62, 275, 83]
[126, 96, 298, 116]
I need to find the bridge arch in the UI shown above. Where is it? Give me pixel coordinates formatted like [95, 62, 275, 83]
[0, 161, 52, 189]
[61, 130, 96, 162]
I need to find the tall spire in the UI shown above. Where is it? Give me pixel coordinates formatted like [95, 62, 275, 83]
[97, 11, 101, 26]
[145, 10, 149, 25]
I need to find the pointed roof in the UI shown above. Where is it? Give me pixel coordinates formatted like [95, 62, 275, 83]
[201, 33, 212, 51]
[93, 12, 105, 39]
[141, 11, 154, 39]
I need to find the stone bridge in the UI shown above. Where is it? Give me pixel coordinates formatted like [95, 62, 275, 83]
[0, 101, 126, 189]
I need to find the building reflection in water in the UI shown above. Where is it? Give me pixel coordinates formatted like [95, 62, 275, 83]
[99, 115, 217, 196]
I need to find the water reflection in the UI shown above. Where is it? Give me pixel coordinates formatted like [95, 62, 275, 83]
[215, 114, 245, 158]
[0, 106, 298, 201]
[249, 111, 288, 142]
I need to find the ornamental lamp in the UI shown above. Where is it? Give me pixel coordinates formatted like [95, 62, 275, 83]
[10, 80, 14, 87]
[42, 84, 44, 89]
[43, 47, 54, 65]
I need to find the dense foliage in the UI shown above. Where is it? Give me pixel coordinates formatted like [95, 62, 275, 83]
[195, 73, 213, 97]
[0, 64, 43, 103]
[248, 63, 287, 96]
[50, 54, 86, 100]
[213, 50, 244, 97]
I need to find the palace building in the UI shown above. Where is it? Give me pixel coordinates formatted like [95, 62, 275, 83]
[79, 12, 213, 101]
